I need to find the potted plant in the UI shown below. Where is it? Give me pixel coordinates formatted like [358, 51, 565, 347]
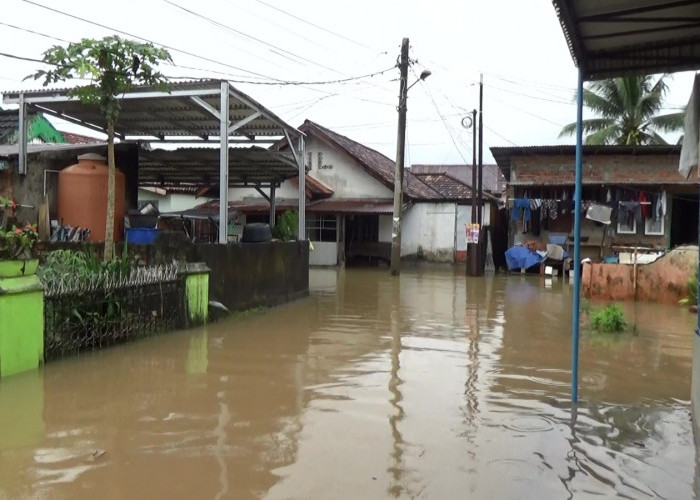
[0, 218, 40, 278]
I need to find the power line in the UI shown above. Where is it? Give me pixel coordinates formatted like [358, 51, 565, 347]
[21, 0, 286, 82]
[252, 0, 373, 50]
[163, 0, 341, 74]
[0, 21, 70, 43]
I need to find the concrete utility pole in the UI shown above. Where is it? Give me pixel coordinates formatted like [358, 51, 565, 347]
[476, 73, 484, 274]
[467, 109, 478, 277]
[390, 37, 410, 276]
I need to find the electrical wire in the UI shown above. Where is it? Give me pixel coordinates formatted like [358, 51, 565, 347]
[0, 21, 70, 43]
[20, 0, 286, 82]
[252, 0, 373, 50]
[163, 0, 341, 74]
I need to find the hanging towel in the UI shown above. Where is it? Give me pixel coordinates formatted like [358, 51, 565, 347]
[585, 203, 612, 224]
[680, 73, 700, 179]
[639, 192, 650, 219]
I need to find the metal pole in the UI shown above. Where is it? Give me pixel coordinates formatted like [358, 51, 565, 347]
[269, 185, 276, 228]
[468, 109, 478, 277]
[18, 94, 27, 176]
[572, 67, 584, 404]
[218, 81, 229, 244]
[297, 135, 306, 240]
[390, 37, 409, 276]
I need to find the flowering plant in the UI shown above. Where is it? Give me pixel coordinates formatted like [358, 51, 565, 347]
[0, 224, 39, 260]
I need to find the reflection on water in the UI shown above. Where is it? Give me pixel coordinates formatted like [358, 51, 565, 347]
[0, 266, 697, 498]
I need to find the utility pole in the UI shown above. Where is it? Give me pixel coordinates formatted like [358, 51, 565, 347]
[467, 109, 478, 277]
[390, 37, 409, 276]
[476, 73, 484, 274]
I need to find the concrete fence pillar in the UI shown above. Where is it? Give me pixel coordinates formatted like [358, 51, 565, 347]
[0, 272, 43, 378]
[178, 262, 210, 327]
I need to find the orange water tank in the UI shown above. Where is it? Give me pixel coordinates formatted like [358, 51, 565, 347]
[57, 153, 125, 242]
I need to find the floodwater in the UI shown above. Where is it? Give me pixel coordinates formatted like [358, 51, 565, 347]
[0, 266, 698, 499]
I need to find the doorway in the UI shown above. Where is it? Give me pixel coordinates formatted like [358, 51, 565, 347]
[670, 193, 699, 247]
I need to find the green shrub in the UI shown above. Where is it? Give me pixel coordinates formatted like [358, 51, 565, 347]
[271, 210, 298, 241]
[679, 268, 698, 306]
[590, 304, 627, 333]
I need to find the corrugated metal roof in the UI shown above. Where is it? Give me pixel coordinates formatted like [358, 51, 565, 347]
[2, 79, 301, 142]
[0, 141, 107, 157]
[552, 0, 700, 79]
[138, 146, 298, 186]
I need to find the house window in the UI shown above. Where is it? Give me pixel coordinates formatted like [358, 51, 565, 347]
[306, 214, 337, 242]
[617, 218, 636, 235]
[645, 217, 664, 236]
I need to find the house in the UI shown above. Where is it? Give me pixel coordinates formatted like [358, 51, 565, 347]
[224, 119, 499, 265]
[410, 163, 507, 198]
[491, 145, 698, 262]
[0, 109, 65, 145]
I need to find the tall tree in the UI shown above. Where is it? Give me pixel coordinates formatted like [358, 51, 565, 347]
[29, 36, 172, 260]
[559, 74, 685, 145]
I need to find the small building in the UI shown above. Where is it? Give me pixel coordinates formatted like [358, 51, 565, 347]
[0, 108, 66, 145]
[228, 120, 499, 265]
[491, 145, 698, 262]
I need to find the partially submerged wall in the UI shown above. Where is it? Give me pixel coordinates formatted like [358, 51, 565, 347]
[582, 245, 697, 303]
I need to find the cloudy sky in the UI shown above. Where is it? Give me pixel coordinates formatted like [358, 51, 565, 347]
[0, 0, 695, 164]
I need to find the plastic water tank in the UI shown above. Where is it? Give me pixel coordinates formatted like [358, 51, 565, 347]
[57, 153, 125, 242]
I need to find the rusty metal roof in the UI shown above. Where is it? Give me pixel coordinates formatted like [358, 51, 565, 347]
[288, 174, 334, 200]
[138, 146, 298, 187]
[552, 0, 700, 79]
[2, 79, 300, 142]
[306, 198, 394, 214]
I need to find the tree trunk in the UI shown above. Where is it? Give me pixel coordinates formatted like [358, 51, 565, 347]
[104, 120, 116, 262]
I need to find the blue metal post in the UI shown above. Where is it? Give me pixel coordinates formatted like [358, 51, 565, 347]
[571, 68, 584, 404]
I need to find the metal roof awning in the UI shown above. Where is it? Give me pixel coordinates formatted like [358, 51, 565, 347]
[138, 147, 298, 187]
[2, 78, 308, 242]
[552, 0, 700, 79]
[2, 79, 300, 142]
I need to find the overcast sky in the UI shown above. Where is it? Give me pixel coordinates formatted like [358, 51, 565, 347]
[0, 0, 696, 164]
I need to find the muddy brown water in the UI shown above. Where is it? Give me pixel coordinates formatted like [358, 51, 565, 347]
[0, 266, 697, 499]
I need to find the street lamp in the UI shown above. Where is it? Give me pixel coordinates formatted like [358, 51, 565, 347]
[390, 38, 431, 276]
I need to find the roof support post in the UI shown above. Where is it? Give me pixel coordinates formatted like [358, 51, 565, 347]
[297, 135, 306, 240]
[571, 67, 584, 406]
[18, 93, 27, 175]
[269, 185, 276, 228]
[218, 81, 229, 244]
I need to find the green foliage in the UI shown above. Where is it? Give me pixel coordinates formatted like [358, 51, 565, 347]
[679, 268, 698, 306]
[589, 304, 628, 333]
[28, 36, 173, 124]
[0, 224, 39, 260]
[38, 246, 134, 284]
[559, 75, 685, 145]
[272, 210, 299, 241]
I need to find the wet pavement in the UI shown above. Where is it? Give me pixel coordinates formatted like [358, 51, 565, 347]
[0, 266, 697, 499]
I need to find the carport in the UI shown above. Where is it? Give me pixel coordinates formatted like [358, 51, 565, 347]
[2, 79, 306, 242]
[551, 0, 700, 404]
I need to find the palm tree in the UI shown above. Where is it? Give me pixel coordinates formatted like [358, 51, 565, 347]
[559, 74, 685, 145]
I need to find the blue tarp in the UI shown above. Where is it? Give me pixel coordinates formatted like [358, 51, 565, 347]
[505, 245, 569, 271]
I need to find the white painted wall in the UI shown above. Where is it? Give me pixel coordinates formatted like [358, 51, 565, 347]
[378, 214, 392, 243]
[228, 135, 393, 203]
[138, 189, 212, 213]
[309, 242, 338, 266]
[402, 202, 457, 262]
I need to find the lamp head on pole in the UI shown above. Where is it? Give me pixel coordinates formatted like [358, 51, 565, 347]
[407, 69, 432, 92]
